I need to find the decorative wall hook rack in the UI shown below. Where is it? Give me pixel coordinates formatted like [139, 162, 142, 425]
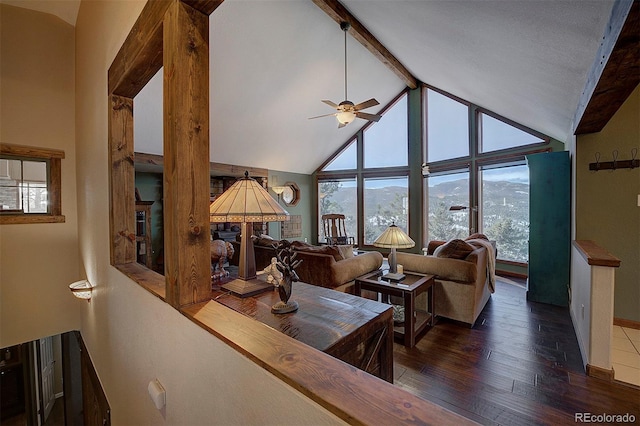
[589, 148, 639, 171]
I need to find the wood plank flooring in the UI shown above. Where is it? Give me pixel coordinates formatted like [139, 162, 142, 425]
[393, 277, 640, 425]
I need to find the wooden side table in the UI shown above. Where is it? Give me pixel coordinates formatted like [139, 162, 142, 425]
[212, 280, 394, 382]
[355, 271, 435, 348]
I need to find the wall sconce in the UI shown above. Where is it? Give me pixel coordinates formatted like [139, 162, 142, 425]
[421, 163, 430, 177]
[69, 279, 93, 301]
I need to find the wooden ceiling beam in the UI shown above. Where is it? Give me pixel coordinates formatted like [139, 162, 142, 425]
[312, 0, 419, 90]
[574, 0, 639, 135]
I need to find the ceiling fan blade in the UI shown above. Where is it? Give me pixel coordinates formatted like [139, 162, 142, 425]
[321, 100, 339, 109]
[353, 98, 379, 111]
[355, 111, 382, 122]
[309, 112, 337, 120]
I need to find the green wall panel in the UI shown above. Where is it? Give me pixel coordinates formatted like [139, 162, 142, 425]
[526, 151, 571, 306]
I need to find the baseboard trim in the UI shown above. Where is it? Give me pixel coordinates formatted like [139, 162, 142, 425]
[614, 317, 640, 330]
[586, 364, 614, 381]
[495, 269, 527, 279]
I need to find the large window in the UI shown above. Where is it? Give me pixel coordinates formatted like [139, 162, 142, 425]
[364, 95, 407, 168]
[318, 178, 357, 243]
[480, 164, 529, 262]
[318, 92, 409, 247]
[364, 176, 408, 244]
[424, 88, 549, 264]
[427, 89, 468, 162]
[427, 170, 470, 241]
[0, 144, 64, 224]
[479, 112, 544, 153]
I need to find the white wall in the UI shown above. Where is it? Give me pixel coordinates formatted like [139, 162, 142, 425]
[0, 4, 81, 348]
[75, 1, 343, 424]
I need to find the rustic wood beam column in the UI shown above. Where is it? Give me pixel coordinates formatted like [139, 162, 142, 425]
[109, 95, 136, 265]
[163, 0, 211, 307]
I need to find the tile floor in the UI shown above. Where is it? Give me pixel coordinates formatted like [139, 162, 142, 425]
[612, 326, 640, 386]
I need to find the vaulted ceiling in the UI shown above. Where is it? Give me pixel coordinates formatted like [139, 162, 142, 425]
[5, 0, 629, 175]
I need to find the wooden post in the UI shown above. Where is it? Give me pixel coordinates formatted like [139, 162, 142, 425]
[163, 1, 211, 307]
[109, 95, 136, 265]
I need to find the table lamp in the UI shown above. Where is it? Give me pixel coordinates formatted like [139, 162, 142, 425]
[373, 223, 415, 281]
[210, 171, 289, 297]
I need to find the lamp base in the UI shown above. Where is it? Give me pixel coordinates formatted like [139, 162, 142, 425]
[271, 300, 299, 314]
[384, 272, 406, 282]
[221, 278, 272, 298]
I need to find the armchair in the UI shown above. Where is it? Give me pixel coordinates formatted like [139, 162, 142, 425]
[396, 238, 495, 327]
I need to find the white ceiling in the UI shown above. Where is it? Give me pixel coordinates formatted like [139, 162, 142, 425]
[6, 0, 615, 175]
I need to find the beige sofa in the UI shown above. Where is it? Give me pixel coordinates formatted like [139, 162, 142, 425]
[229, 238, 383, 293]
[396, 239, 495, 327]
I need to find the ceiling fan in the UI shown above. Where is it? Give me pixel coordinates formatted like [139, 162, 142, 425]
[309, 22, 382, 128]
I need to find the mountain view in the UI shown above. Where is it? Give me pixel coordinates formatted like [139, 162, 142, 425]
[320, 178, 529, 262]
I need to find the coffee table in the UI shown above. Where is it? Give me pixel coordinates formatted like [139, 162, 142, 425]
[355, 271, 435, 348]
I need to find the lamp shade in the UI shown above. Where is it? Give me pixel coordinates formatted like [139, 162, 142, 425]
[372, 223, 415, 249]
[373, 223, 414, 281]
[210, 172, 289, 223]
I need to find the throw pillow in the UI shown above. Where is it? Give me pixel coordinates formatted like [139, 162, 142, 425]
[251, 234, 278, 248]
[433, 239, 475, 260]
[336, 245, 354, 259]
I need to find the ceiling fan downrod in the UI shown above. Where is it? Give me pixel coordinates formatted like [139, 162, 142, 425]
[341, 22, 350, 102]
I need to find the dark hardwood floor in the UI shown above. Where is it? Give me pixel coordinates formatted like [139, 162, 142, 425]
[393, 277, 640, 425]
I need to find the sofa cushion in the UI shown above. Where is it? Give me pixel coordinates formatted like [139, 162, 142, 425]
[434, 239, 475, 260]
[396, 252, 478, 284]
[293, 243, 343, 262]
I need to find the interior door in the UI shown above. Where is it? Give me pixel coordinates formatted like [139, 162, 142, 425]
[39, 336, 55, 422]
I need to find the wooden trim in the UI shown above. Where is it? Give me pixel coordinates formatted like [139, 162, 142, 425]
[109, 95, 137, 265]
[495, 269, 528, 280]
[0, 143, 65, 159]
[180, 0, 223, 14]
[614, 317, 640, 330]
[311, 0, 418, 89]
[574, 0, 639, 134]
[182, 300, 475, 425]
[107, 0, 171, 97]
[0, 215, 65, 225]
[49, 158, 62, 216]
[115, 263, 165, 299]
[573, 240, 622, 268]
[586, 364, 615, 381]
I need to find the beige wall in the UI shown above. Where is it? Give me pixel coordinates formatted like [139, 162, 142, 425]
[0, 4, 81, 347]
[75, 1, 342, 424]
[576, 84, 640, 322]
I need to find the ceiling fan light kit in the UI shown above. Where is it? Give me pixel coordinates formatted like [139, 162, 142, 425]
[309, 21, 382, 128]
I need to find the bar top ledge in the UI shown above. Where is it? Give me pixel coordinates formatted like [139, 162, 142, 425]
[573, 240, 621, 268]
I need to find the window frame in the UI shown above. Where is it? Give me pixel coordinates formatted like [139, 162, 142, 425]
[0, 143, 64, 224]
